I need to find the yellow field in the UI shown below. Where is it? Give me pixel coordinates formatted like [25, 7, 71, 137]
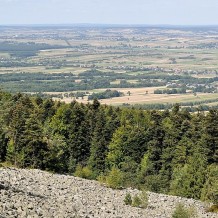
[58, 88, 218, 106]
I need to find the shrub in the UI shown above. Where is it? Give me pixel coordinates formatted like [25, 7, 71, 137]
[97, 172, 106, 184]
[139, 190, 149, 209]
[124, 193, 132, 205]
[74, 165, 94, 180]
[132, 195, 142, 207]
[131, 191, 148, 209]
[172, 203, 197, 218]
[105, 167, 124, 189]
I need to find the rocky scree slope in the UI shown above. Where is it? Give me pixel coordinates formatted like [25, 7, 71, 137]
[0, 168, 217, 218]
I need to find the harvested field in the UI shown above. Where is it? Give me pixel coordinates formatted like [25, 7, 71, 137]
[61, 88, 218, 106]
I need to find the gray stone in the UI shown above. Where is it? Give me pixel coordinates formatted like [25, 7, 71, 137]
[0, 168, 217, 218]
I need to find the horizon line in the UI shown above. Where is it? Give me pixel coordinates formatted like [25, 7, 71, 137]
[1, 23, 218, 27]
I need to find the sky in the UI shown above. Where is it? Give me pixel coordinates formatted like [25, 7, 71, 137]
[0, 0, 218, 26]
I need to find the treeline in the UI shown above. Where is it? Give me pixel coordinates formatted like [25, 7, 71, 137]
[0, 72, 76, 82]
[0, 41, 68, 57]
[2, 70, 218, 93]
[193, 85, 216, 93]
[88, 89, 123, 100]
[0, 72, 165, 93]
[154, 88, 186, 94]
[0, 91, 217, 204]
[123, 98, 218, 111]
[30, 91, 89, 100]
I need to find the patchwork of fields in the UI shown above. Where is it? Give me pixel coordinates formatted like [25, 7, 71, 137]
[1, 25, 218, 108]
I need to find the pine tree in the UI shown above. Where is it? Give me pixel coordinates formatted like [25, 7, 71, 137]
[21, 112, 47, 168]
[6, 96, 33, 166]
[88, 110, 108, 175]
[201, 164, 218, 204]
[202, 110, 218, 164]
[0, 129, 7, 162]
[170, 150, 207, 199]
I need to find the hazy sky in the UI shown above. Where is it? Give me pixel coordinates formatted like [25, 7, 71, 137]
[0, 0, 218, 25]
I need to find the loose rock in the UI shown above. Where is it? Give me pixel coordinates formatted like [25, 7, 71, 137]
[0, 168, 217, 218]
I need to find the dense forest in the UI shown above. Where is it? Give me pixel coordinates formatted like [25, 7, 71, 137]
[0, 91, 217, 205]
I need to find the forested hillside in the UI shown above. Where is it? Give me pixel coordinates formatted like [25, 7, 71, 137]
[0, 91, 217, 205]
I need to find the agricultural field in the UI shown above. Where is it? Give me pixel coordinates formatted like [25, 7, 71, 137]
[1, 25, 218, 109]
[73, 89, 218, 105]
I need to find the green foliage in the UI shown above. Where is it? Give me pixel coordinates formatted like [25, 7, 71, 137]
[45, 134, 68, 173]
[202, 110, 218, 163]
[107, 125, 148, 168]
[97, 173, 106, 184]
[125, 191, 148, 208]
[0, 41, 66, 57]
[88, 110, 108, 175]
[170, 151, 207, 199]
[154, 88, 186, 95]
[6, 139, 15, 164]
[132, 195, 142, 207]
[105, 167, 124, 189]
[0, 71, 166, 93]
[68, 156, 77, 174]
[88, 89, 123, 100]
[0, 128, 7, 162]
[138, 190, 149, 209]
[172, 204, 197, 218]
[201, 164, 218, 204]
[0, 91, 218, 204]
[124, 193, 132, 205]
[122, 99, 218, 111]
[170, 165, 189, 197]
[74, 165, 94, 180]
